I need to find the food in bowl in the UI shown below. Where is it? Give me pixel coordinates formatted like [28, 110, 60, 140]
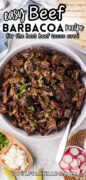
[60, 146, 86, 176]
[0, 131, 33, 172]
[0, 47, 86, 135]
[1, 144, 29, 171]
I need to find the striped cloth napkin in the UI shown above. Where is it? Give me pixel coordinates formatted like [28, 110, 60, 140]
[12, 0, 56, 7]
[32, 0, 57, 6]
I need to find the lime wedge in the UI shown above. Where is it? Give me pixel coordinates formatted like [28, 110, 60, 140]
[36, 169, 43, 180]
[3, 168, 16, 180]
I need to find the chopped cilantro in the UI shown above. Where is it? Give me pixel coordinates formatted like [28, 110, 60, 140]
[51, 79, 60, 86]
[28, 106, 35, 112]
[17, 82, 31, 98]
[0, 133, 9, 151]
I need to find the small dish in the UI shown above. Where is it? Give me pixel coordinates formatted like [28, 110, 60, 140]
[0, 130, 33, 172]
[59, 146, 86, 176]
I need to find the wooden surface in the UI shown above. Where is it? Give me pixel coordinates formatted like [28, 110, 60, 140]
[57, 0, 86, 48]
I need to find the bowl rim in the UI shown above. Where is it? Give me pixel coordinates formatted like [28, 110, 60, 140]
[0, 40, 86, 140]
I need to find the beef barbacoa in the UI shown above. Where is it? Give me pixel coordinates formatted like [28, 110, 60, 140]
[0, 47, 86, 135]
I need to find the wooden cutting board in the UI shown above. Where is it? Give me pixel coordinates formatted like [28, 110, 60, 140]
[57, 0, 86, 48]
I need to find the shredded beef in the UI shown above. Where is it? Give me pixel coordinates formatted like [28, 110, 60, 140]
[0, 47, 86, 135]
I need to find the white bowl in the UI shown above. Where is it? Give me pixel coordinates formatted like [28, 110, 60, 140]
[0, 40, 86, 140]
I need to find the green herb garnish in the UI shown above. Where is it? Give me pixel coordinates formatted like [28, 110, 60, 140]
[51, 79, 60, 86]
[45, 112, 49, 118]
[33, 120, 38, 127]
[38, 75, 43, 87]
[17, 82, 31, 98]
[28, 106, 35, 112]
[38, 75, 43, 81]
[0, 133, 9, 151]
[34, 65, 39, 70]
